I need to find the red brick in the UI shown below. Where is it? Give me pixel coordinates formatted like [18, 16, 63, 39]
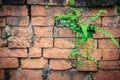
[83, 7, 117, 16]
[49, 0, 65, 5]
[100, 61, 120, 70]
[31, 6, 46, 16]
[32, 17, 46, 26]
[12, 27, 29, 37]
[79, 39, 97, 49]
[53, 7, 67, 16]
[0, 17, 5, 27]
[93, 70, 120, 80]
[102, 16, 120, 27]
[29, 47, 42, 58]
[34, 38, 53, 48]
[90, 49, 102, 61]
[0, 48, 27, 58]
[49, 72, 70, 80]
[77, 60, 97, 71]
[54, 38, 75, 48]
[54, 27, 75, 37]
[0, 69, 4, 80]
[34, 27, 53, 37]
[10, 69, 42, 80]
[103, 27, 120, 38]
[98, 39, 119, 49]
[43, 48, 72, 59]
[21, 58, 48, 69]
[27, 0, 48, 5]
[46, 16, 54, 26]
[8, 36, 31, 48]
[0, 58, 18, 68]
[3, 5, 28, 16]
[7, 16, 29, 27]
[50, 60, 71, 70]
[93, 27, 104, 38]
[103, 49, 119, 60]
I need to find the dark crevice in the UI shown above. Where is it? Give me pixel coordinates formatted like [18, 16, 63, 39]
[27, 5, 31, 23]
[18, 58, 21, 68]
[4, 69, 10, 80]
[42, 59, 51, 80]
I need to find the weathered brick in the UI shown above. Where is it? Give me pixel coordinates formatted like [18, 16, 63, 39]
[0, 70, 4, 80]
[104, 27, 120, 38]
[0, 39, 7, 47]
[27, 0, 48, 5]
[29, 47, 42, 58]
[21, 58, 48, 69]
[46, 16, 54, 26]
[49, 0, 65, 5]
[8, 36, 31, 48]
[54, 38, 75, 48]
[100, 61, 120, 70]
[3, 5, 28, 16]
[31, 6, 47, 16]
[0, 58, 18, 68]
[43, 48, 72, 59]
[49, 70, 84, 80]
[0, 48, 27, 58]
[34, 38, 53, 48]
[49, 72, 70, 80]
[10, 69, 42, 80]
[50, 60, 71, 70]
[34, 27, 53, 37]
[98, 39, 119, 49]
[54, 27, 75, 37]
[93, 70, 120, 80]
[102, 16, 120, 27]
[3, 0, 25, 4]
[7, 16, 29, 27]
[77, 60, 97, 71]
[93, 30, 104, 38]
[0, 17, 5, 27]
[103, 49, 119, 60]
[32, 17, 46, 26]
[53, 7, 67, 16]
[83, 7, 117, 16]
[11, 27, 29, 37]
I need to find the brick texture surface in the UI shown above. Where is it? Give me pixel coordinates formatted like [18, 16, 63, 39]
[103, 49, 119, 60]
[43, 48, 72, 59]
[34, 38, 53, 48]
[3, 5, 28, 16]
[31, 6, 47, 16]
[0, 1, 119, 79]
[10, 69, 42, 80]
[29, 47, 42, 58]
[100, 61, 120, 70]
[21, 58, 48, 69]
[6, 16, 29, 27]
[93, 70, 120, 80]
[34, 27, 53, 37]
[0, 58, 18, 68]
[0, 48, 27, 58]
[54, 38, 75, 48]
[50, 60, 71, 70]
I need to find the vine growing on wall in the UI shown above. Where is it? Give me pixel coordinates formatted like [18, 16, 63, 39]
[54, 0, 119, 69]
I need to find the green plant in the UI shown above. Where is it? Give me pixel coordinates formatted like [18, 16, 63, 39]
[55, 0, 119, 69]
[117, 5, 120, 16]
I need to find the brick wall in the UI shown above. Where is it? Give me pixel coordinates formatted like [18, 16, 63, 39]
[0, 0, 120, 80]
